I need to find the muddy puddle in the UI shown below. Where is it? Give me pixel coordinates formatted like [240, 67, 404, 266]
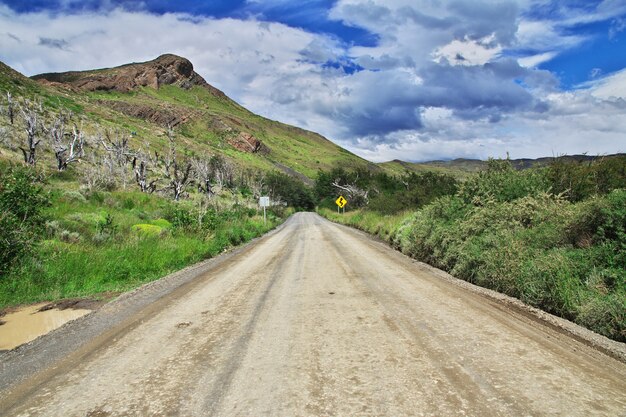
[0, 303, 92, 351]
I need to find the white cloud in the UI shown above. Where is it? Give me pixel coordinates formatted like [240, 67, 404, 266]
[515, 20, 585, 52]
[584, 69, 626, 100]
[433, 34, 503, 66]
[518, 51, 557, 68]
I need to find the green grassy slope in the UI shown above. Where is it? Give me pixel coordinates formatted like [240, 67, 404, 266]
[1, 58, 375, 180]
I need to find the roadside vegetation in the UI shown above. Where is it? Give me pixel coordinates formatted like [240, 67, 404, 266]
[318, 157, 626, 342]
[0, 91, 312, 308]
[0, 162, 295, 307]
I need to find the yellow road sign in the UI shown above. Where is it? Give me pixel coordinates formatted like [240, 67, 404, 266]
[335, 195, 347, 208]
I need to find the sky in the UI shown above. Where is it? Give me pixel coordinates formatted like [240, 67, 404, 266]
[0, 0, 625, 162]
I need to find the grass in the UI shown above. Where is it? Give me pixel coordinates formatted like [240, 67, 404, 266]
[0, 185, 289, 307]
[318, 207, 412, 243]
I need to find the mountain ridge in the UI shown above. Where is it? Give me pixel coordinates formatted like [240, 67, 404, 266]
[32, 54, 226, 98]
[0, 54, 378, 180]
[380, 153, 626, 178]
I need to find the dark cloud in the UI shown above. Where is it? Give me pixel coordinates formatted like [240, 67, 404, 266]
[335, 105, 423, 137]
[38, 37, 69, 50]
[7, 33, 21, 42]
[398, 6, 457, 29]
[355, 54, 415, 70]
[448, 0, 519, 45]
[303, 55, 557, 145]
[416, 60, 535, 112]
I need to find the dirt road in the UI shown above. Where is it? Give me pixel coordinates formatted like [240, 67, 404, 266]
[1, 213, 625, 416]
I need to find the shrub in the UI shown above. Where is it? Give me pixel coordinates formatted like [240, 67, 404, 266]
[458, 159, 549, 204]
[61, 190, 87, 203]
[151, 218, 173, 229]
[546, 155, 626, 202]
[265, 171, 315, 210]
[131, 224, 164, 237]
[45, 220, 61, 237]
[577, 293, 625, 342]
[97, 213, 117, 235]
[164, 204, 196, 229]
[0, 165, 49, 275]
[59, 230, 81, 243]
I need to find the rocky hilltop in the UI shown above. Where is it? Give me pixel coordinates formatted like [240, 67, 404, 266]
[32, 54, 225, 97]
[0, 55, 373, 178]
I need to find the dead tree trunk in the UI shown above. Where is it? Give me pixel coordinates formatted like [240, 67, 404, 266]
[7, 92, 14, 125]
[100, 129, 135, 189]
[132, 151, 158, 193]
[208, 155, 234, 192]
[56, 124, 85, 171]
[192, 158, 214, 196]
[331, 180, 369, 206]
[164, 125, 193, 200]
[19, 102, 40, 165]
[48, 112, 85, 171]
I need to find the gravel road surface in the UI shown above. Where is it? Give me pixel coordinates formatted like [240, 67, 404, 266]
[1, 212, 625, 416]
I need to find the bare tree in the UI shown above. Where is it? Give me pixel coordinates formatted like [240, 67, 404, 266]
[48, 112, 84, 171]
[132, 145, 158, 193]
[192, 157, 214, 196]
[331, 180, 369, 206]
[132, 157, 158, 193]
[81, 154, 117, 191]
[100, 129, 136, 189]
[249, 171, 265, 199]
[163, 125, 192, 200]
[0, 127, 9, 148]
[209, 155, 234, 192]
[100, 129, 134, 166]
[6, 92, 14, 125]
[18, 101, 40, 165]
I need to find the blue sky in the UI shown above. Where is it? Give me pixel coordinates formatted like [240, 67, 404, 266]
[1, 0, 625, 161]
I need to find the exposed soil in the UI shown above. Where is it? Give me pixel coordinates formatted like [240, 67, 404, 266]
[0, 213, 624, 416]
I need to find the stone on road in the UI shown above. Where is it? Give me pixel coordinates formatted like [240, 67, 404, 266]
[1, 213, 625, 416]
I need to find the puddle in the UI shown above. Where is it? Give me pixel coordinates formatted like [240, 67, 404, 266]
[0, 303, 91, 351]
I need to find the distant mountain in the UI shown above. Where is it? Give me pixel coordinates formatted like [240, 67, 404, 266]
[1, 54, 377, 181]
[380, 154, 626, 178]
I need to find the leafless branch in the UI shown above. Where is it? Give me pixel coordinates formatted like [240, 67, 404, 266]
[18, 101, 40, 165]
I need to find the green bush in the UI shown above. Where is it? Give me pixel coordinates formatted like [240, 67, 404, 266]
[458, 159, 550, 204]
[265, 171, 315, 210]
[546, 155, 626, 202]
[0, 165, 49, 275]
[164, 204, 196, 229]
[151, 218, 173, 229]
[131, 224, 164, 237]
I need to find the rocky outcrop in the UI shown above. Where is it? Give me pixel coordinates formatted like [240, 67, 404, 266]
[228, 132, 269, 154]
[98, 100, 190, 127]
[32, 54, 226, 97]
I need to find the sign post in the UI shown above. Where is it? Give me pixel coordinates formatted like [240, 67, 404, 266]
[259, 196, 270, 224]
[335, 195, 347, 213]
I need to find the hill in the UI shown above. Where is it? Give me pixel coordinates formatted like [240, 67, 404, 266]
[381, 154, 626, 178]
[2, 54, 376, 181]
